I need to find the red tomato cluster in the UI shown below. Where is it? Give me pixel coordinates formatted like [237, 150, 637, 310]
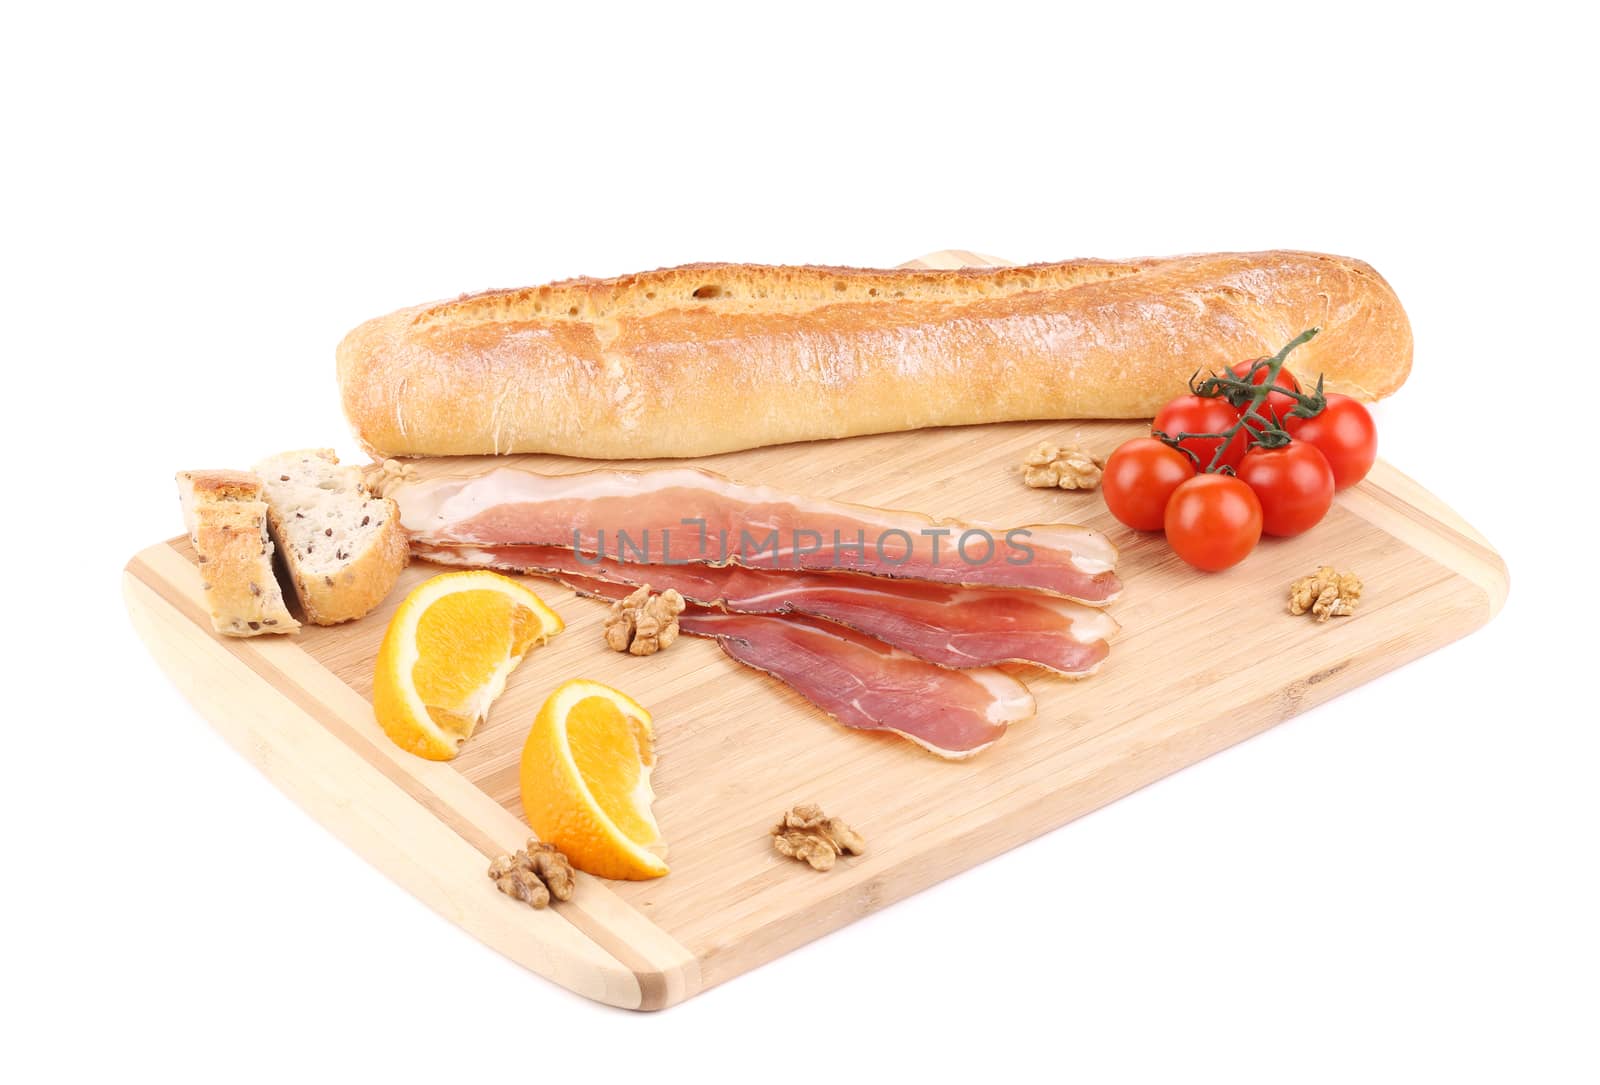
[1103, 363, 1378, 572]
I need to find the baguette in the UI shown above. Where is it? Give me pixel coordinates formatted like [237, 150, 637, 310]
[175, 470, 300, 637]
[255, 449, 408, 625]
[337, 251, 1412, 460]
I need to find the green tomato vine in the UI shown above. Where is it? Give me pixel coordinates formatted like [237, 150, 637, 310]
[1152, 327, 1326, 473]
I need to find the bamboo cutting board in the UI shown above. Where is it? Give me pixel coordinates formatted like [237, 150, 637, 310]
[123, 251, 1507, 1010]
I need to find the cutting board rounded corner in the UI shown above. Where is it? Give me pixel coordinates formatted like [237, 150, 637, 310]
[1353, 461, 1509, 624]
[122, 546, 668, 1012]
[1470, 542, 1509, 622]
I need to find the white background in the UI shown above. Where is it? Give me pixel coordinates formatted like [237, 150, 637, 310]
[5, 3, 1595, 1082]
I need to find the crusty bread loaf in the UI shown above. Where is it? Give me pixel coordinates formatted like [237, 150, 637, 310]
[176, 470, 300, 637]
[255, 450, 408, 625]
[336, 251, 1412, 460]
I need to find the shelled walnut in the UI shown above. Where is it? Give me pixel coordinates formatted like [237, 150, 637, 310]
[488, 840, 577, 909]
[771, 803, 866, 872]
[1289, 566, 1364, 622]
[603, 585, 686, 656]
[1021, 441, 1103, 490]
[359, 457, 416, 499]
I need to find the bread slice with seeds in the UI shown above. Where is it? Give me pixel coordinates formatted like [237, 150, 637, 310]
[176, 469, 301, 637]
[255, 449, 409, 625]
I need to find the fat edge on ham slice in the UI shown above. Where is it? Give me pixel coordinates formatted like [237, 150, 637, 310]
[552, 572, 1033, 758]
[390, 465, 1120, 604]
[414, 542, 1118, 677]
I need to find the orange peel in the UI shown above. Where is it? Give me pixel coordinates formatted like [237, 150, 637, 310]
[520, 680, 668, 880]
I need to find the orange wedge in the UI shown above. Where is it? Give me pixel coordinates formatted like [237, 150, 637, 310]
[520, 679, 668, 880]
[373, 571, 563, 760]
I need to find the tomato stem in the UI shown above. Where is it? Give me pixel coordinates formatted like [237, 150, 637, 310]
[1153, 327, 1322, 473]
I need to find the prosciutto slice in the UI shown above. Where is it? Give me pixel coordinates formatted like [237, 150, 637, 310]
[414, 542, 1118, 676]
[680, 611, 1031, 758]
[554, 574, 1031, 757]
[390, 465, 1120, 604]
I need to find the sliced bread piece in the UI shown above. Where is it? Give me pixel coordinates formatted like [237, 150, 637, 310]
[175, 470, 301, 637]
[255, 449, 408, 625]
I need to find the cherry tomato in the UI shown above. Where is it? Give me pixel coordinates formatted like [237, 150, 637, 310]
[1101, 438, 1197, 531]
[1228, 359, 1303, 425]
[1236, 442, 1335, 537]
[1164, 474, 1262, 571]
[1285, 393, 1378, 489]
[1152, 395, 1249, 472]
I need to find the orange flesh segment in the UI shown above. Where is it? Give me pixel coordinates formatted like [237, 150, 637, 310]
[410, 590, 524, 713]
[565, 695, 657, 846]
[508, 602, 545, 658]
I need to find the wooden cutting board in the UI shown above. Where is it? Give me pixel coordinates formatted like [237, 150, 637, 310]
[123, 251, 1507, 1011]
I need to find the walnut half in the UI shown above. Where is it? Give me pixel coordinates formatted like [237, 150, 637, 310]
[603, 585, 686, 656]
[771, 803, 866, 872]
[1022, 441, 1103, 490]
[1289, 566, 1364, 622]
[488, 840, 577, 909]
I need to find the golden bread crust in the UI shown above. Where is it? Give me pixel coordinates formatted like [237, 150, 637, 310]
[337, 252, 1412, 459]
[175, 470, 301, 637]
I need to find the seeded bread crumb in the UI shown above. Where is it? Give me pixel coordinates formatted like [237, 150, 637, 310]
[175, 470, 301, 637]
[256, 449, 408, 625]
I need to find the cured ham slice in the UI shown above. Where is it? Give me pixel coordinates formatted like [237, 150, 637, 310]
[389, 465, 1120, 604]
[545, 574, 1031, 758]
[414, 542, 1118, 676]
[680, 611, 1032, 758]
